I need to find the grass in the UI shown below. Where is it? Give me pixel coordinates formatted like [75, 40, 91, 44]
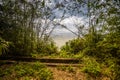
[0, 62, 53, 80]
[56, 65, 75, 73]
[0, 51, 112, 80]
[31, 51, 85, 59]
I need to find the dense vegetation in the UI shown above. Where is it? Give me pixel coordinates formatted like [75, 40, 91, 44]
[0, 0, 120, 79]
[60, 0, 120, 79]
[0, 0, 58, 56]
[0, 62, 53, 80]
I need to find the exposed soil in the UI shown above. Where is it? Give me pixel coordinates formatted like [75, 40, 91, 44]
[49, 67, 111, 80]
[49, 67, 86, 80]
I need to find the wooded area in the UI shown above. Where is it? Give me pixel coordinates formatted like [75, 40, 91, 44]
[0, 0, 120, 80]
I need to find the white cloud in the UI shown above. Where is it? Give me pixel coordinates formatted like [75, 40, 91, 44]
[52, 16, 88, 33]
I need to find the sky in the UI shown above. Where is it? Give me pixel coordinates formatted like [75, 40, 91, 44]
[44, 0, 88, 47]
[47, 0, 88, 33]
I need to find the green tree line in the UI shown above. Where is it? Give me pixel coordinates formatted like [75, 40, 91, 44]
[0, 0, 120, 79]
[61, 0, 120, 79]
[0, 0, 58, 56]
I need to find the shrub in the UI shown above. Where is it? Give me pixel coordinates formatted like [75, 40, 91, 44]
[61, 38, 85, 54]
[39, 68, 53, 80]
[82, 57, 101, 76]
[101, 58, 120, 80]
[82, 46, 99, 57]
[59, 50, 72, 58]
[73, 51, 85, 59]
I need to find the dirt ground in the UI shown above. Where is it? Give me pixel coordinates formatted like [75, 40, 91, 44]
[49, 67, 85, 80]
[49, 67, 110, 80]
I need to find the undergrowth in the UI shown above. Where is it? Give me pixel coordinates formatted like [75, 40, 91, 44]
[0, 62, 53, 80]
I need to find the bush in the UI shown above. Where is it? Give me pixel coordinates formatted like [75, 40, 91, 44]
[82, 57, 101, 76]
[82, 47, 98, 57]
[61, 38, 85, 54]
[73, 51, 84, 59]
[59, 50, 72, 58]
[101, 58, 120, 80]
[39, 68, 53, 80]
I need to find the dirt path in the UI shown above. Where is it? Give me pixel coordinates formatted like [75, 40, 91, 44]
[0, 57, 111, 80]
[49, 67, 86, 80]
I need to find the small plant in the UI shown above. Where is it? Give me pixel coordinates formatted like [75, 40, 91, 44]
[39, 68, 53, 80]
[57, 65, 67, 71]
[0, 37, 10, 55]
[73, 51, 84, 59]
[59, 51, 70, 58]
[0, 68, 12, 77]
[57, 65, 75, 73]
[67, 66, 75, 73]
[82, 57, 101, 76]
